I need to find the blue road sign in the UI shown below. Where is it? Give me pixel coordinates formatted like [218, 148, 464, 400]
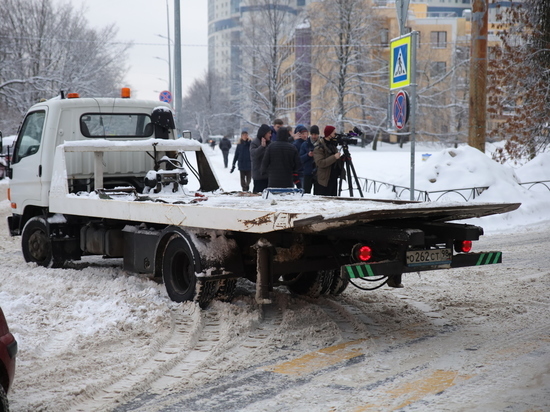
[393, 90, 409, 130]
[159, 90, 172, 103]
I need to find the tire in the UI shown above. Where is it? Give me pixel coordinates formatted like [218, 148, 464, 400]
[195, 279, 220, 309]
[215, 278, 237, 302]
[21, 217, 64, 268]
[162, 234, 199, 303]
[0, 385, 8, 412]
[286, 271, 330, 298]
[319, 270, 336, 295]
[329, 269, 350, 296]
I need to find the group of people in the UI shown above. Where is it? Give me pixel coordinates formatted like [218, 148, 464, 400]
[230, 119, 345, 196]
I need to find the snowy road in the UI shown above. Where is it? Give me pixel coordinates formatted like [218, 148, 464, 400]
[2, 187, 548, 412]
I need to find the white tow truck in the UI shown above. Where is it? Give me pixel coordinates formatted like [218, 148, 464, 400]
[4, 90, 520, 308]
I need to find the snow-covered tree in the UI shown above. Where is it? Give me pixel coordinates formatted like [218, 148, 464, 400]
[0, 0, 129, 134]
[180, 71, 237, 141]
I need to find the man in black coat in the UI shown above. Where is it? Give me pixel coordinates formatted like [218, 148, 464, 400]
[250, 124, 272, 193]
[219, 135, 232, 168]
[260, 128, 301, 189]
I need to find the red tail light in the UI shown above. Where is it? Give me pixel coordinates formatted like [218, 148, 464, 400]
[352, 244, 373, 262]
[456, 240, 472, 253]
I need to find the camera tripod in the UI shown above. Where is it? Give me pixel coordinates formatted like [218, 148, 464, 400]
[338, 144, 364, 197]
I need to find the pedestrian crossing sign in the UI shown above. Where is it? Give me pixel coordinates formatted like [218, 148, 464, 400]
[390, 35, 412, 90]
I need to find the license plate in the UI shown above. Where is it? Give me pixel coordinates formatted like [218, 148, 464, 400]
[406, 248, 452, 267]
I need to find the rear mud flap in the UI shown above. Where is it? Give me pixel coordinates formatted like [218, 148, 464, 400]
[451, 251, 502, 267]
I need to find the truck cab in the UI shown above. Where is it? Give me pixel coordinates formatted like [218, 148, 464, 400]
[8, 92, 175, 236]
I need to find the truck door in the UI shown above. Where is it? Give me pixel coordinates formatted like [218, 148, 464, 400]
[10, 109, 47, 210]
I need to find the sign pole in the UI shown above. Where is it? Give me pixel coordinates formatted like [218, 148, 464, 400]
[409, 31, 418, 201]
[394, 0, 417, 201]
[174, 0, 182, 135]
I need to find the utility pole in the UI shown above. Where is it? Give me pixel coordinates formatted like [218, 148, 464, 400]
[166, 0, 172, 96]
[174, 0, 183, 135]
[468, 0, 488, 152]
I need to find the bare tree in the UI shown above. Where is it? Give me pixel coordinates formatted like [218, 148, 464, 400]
[238, 0, 302, 125]
[180, 71, 236, 141]
[0, 0, 129, 134]
[308, 0, 386, 133]
[415, 39, 470, 146]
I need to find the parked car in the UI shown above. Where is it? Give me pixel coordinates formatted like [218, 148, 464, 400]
[0, 307, 17, 412]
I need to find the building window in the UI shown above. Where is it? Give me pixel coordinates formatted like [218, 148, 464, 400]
[380, 28, 389, 47]
[430, 61, 447, 77]
[431, 31, 447, 48]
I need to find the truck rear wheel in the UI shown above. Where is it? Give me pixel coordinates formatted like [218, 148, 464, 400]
[286, 271, 332, 298]
[215, 278, 237, 302]
[162, 234, 198, 303]
[329, 269, 349, 296]
[21, 217, 64, 268]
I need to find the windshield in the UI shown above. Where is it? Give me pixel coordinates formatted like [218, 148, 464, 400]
[80, 113, 153, 138]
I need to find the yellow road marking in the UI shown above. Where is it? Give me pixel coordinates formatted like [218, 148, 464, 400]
[355, 370, 473, 411]
[262, 339, 367, 376]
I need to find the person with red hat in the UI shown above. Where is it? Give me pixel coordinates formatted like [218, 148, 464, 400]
[313, 125, 343, 196]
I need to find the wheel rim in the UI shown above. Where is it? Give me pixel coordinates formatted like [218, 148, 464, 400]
[28, 229, 50, 262]
[170, 250, 192, 294]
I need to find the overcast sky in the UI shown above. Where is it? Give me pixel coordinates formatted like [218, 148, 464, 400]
[65, 0, 208, 101]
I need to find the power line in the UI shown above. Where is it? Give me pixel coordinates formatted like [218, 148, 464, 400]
[0, 34, 474, 49]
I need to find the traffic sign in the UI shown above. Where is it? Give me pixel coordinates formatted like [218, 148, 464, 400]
[393, 90, 410, 130]
[159, 90, 172, 103]
[390, 35, 412, 90]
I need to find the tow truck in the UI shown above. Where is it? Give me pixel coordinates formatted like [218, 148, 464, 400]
[3, 89, 520, 307]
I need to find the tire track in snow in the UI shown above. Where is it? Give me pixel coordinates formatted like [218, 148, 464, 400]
[68, 305, 222, 412]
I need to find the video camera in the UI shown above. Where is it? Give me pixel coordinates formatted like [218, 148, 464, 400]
[334, 127, 363, 146]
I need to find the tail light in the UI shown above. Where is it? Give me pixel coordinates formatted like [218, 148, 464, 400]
[455, 240, 472, 253]
[352, 244, 373, 262]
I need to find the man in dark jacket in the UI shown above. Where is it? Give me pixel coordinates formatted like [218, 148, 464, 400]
[231, 130, 252, 191]
[219, 135, 232, 168]
[299, 125, 320, 194]
[250, 124, 272, 193]
[261, 128, 301, 189]
[292, 124, 308, 189]
[270, 118, 284, 142]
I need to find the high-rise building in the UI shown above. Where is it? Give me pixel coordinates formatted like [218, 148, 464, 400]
[208, 0, 311, 99]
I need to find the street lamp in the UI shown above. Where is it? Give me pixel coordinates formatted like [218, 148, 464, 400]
[154, 56, 172, 94]
[156, 35, 173, 95]
[156, 0, 172, 97]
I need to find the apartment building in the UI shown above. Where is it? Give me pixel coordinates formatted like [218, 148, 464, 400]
[208, 0, 310, 98]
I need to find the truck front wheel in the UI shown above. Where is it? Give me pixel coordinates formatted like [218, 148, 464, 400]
[21, 217, 64, 268]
